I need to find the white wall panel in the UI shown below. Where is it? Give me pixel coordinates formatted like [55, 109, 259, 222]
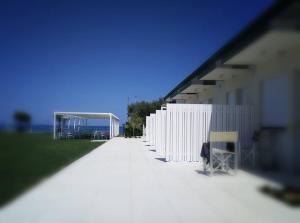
[149, 114, 156, 146]
[146, 116, 150, 142]
[154, 110, 167, 157]
[165, 104, 254, 162]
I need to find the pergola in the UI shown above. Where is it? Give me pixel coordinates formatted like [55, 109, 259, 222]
[53, 112, 119, 140]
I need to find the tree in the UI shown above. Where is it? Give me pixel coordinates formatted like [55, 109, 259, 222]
[130, 113, 143, 137]
[127, 98, 164, 124]
[125, 98, 164, 137]
[14, 111, 31, 133]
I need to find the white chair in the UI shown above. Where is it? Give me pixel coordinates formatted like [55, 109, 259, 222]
[66, 131, 74, 139]
[93, 130, 99, 139]
[209, 131, 239, 176]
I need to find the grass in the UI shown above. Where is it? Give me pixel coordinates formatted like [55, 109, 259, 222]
[0, 133, 103, 207]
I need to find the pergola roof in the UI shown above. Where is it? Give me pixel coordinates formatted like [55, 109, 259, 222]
[54, 112, 119, 120]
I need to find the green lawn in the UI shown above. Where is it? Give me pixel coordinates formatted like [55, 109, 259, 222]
[0, 133, 103, 207]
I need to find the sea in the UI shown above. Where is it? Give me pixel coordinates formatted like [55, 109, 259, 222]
[0, 124, 124, 135]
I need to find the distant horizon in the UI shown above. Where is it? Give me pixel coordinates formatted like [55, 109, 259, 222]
[0, 123, 125, 134]
[1, 119, 125, 126]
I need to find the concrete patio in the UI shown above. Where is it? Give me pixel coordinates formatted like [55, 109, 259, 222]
[0, 137, 299, 223]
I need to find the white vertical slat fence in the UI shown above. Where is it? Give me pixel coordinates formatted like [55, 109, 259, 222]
[165, 104, 254, 162]
[145, 104, 254, 162]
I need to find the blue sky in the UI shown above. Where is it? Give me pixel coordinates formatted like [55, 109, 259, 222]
[0, 0, 274, 124]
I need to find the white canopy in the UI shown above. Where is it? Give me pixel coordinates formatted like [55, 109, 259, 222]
[53, 112, 120, 140]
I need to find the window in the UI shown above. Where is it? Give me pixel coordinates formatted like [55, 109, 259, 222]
[236, 88, 247, 105]
[261, 75, 289, 127]
[226, 91, 236, 105]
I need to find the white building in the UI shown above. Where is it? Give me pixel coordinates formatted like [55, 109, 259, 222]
[164, 1, 300, 184]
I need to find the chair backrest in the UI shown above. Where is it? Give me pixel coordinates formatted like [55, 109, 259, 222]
[209, 131, 238, 143]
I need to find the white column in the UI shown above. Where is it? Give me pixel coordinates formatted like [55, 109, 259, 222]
[113, 118, 115, 137]
[112, 118, 114, 138]
[53, 113, 56, 140]
[117, 119, 119, 136]
[109, 114, 112, 139]
[114, 118, 116, 137]
[112, 118, 115, 137]
[114, 119, 116, 137]
[115, 120, 118, 136]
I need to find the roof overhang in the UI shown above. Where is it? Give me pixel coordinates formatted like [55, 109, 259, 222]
[179, 80, 216, 95]
[165, 0, 300, 102]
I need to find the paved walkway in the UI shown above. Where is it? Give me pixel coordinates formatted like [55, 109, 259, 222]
[0, 138, 299, 223]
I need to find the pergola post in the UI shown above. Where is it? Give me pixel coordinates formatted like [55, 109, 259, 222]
[111, 117, 113, 138]
[53, 113, 56, 140]
[109, 114, 112, 139]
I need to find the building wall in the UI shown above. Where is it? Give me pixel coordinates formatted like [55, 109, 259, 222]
[187, 56, 299, 174]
